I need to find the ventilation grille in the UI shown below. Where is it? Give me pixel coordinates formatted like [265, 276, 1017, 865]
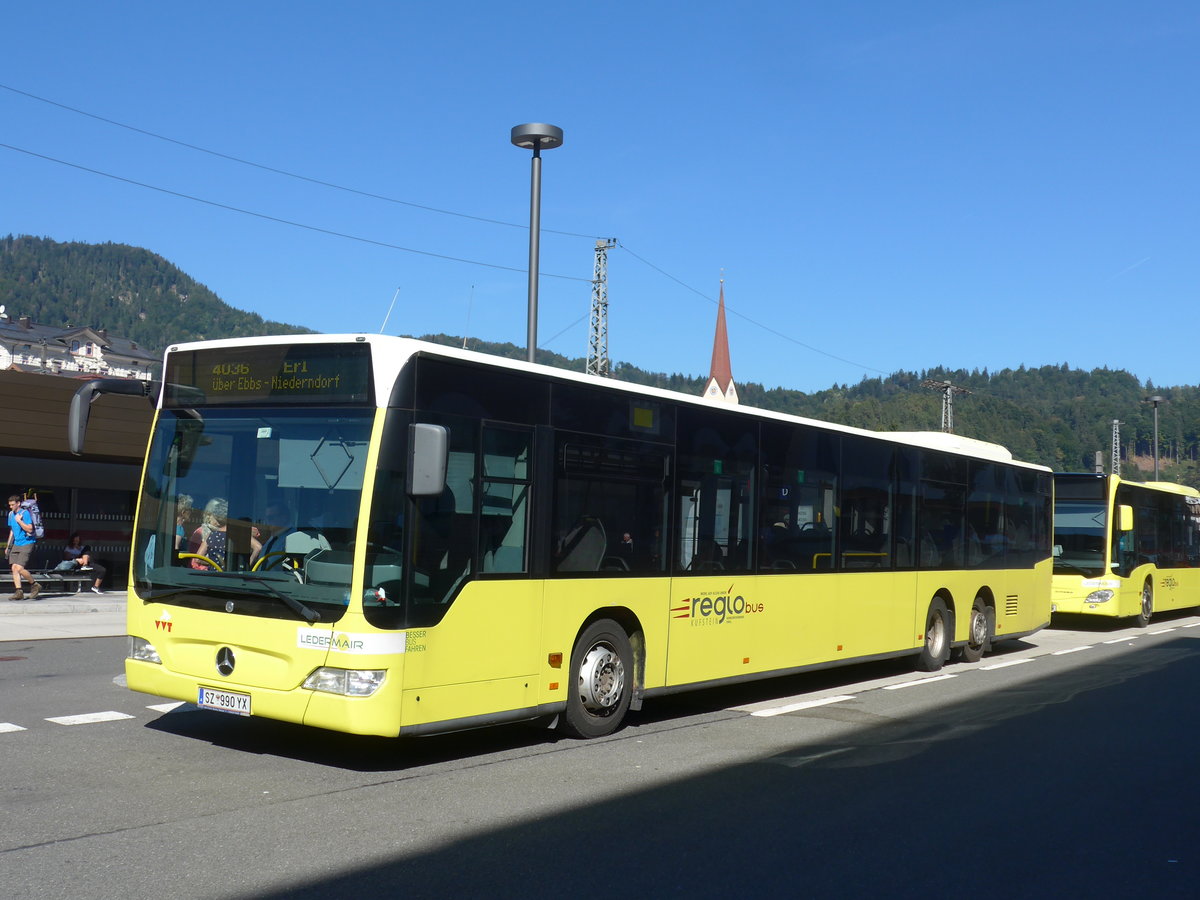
[1005, 594, 1019, 617]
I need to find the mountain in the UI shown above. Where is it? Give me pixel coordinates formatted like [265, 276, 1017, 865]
[4, 235, 1196, 487]
[0, 235, 310, 350]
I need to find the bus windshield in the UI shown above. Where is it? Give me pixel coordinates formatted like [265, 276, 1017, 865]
[1053, 493, 1108, 576]
[133, 407, 375, 622]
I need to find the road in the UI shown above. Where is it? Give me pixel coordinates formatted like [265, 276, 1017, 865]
[3, 613, 1199, 899]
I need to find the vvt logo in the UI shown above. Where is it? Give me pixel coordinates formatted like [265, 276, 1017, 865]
[672, 585, 763, 625]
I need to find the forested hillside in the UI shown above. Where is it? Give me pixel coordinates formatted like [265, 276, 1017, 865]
[3, 235, 1196, 487]
[0, 235, 309, 349]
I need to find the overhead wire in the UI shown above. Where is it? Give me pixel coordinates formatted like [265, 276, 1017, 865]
[0, 142, 590, 282]
[0, 81, 892, 378]
[0, 82, 603, 240]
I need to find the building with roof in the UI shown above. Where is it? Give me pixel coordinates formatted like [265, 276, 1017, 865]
[0, 307, 159, 380]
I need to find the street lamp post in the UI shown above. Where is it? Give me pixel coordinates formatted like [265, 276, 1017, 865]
[1145, 395, 1164, 480]
[510, 123, 563, 364]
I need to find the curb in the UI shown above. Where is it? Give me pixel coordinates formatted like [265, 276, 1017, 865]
[2, 596, 126, 615]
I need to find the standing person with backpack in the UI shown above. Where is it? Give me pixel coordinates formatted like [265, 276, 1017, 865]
[6, 494, 39, 600]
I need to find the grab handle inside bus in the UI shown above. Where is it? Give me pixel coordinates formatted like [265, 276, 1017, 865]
[407, 423, 448, 496]
[1117, 504, 1134, 531]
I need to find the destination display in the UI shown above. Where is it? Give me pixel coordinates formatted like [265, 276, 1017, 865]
[163, 343, 374, 407]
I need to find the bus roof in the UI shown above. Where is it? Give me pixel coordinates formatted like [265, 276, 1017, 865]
[163, 333, 1050, 472]
[1054, 472, 1200, 499]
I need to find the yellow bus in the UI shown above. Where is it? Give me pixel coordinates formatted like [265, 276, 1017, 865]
[1052, 473, 1200, 625]
[70, 335, 1052, 739]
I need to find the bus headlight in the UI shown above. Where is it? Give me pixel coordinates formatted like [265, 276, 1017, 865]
[1085, 589, 1115, 604]
[128, 636, 162, 664]
[303, 667, 386, 697]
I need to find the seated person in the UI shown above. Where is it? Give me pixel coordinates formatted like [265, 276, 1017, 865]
[189, 498, 229, 570]
[55, 532, 107, 593]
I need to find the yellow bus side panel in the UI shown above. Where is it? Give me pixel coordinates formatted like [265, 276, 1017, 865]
[665, 573, 922, 687]
[538, 577, 672, 698]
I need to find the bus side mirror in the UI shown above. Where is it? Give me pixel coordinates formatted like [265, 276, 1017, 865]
[1118, 504, 1134, 532]
[407, 424, 448, 497]
[68, 377, 158, 455]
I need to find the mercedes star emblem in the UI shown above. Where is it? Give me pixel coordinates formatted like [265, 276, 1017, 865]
[216, 647, 236, 676]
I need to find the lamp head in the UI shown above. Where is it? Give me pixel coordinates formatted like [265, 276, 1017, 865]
[511, 123, 563, 151]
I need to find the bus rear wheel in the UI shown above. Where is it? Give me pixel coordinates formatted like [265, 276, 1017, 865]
[1135, 579, 1153, 628]
[560, 619, 633, 739]
[957, 595, 993, 663]
[916, 598, 951, 672]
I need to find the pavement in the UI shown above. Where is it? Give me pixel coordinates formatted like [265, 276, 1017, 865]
[0, 588, 127, 641]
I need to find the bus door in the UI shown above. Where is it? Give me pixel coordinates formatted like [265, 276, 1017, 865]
[544, 431, 672, 686]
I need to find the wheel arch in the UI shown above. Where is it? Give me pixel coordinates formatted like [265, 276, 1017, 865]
[574, 606, 646, 710]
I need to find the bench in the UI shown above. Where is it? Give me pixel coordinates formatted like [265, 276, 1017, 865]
[2, 549, 97, 595]
[1, 565, 94, 595]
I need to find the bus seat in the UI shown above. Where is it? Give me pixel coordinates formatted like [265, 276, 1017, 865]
[557, 517, 606, 572]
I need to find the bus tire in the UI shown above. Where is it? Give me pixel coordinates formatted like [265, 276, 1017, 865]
[1135, 579, 1153, 628]
[560, 619, 633, 739]
[958, 594, 992, 663]
[916, 598, 951, 672]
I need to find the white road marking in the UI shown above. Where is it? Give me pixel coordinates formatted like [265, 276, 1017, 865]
[147, 702, 185, 713]
[0, 722, 27, 733]
[750, 695, 855, 717]
[1182, 623, 1200, 629]
[883, 674, 956, 690]
[1104, 638, 1137, 644]
[1150, 628, 1177, 635]
[46, 711, 135, 726]
[1052, 646, 1093, 656]
[981, 658, 1034, 671]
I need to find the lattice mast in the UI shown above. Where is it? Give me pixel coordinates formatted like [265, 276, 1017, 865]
[586, 238, 618, 377]
[920, 379, 972, 433]
[1111, 419, 1123, 476]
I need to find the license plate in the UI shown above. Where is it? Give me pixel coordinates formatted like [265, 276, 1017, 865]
[198, 687, 251, 716]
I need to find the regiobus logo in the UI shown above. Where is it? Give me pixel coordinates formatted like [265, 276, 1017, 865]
[672, 585, 763, 625]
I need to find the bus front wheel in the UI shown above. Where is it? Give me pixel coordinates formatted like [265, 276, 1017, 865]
[1135, 579, 1153, 628]
[560, 619, 633, 739]
[916, 598, 951, 672]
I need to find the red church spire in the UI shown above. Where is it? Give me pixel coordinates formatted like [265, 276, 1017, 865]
[703, 279, 738, 404]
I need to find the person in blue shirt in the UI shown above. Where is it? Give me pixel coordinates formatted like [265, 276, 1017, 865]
[6, 495, 39, 601]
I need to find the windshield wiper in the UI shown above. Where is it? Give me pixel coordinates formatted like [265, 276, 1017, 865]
[199, 572, 322, 623]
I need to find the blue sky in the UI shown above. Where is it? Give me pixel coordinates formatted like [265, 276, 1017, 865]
[2, 1, 1196, 393]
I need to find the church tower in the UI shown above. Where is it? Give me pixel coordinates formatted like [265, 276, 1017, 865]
[702, 280, 738, 404]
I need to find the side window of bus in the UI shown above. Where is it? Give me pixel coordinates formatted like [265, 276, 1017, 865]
[1006, 468, 1044, 569]
[479, 427, 531, 574]
[676, 410, 756, 575]
[552, 435, 668, 576]
[839, 437, 893, 570]
[919, 481, 965, 569]
[966, 462, 1005, 568]
[759, 424, 837, 572]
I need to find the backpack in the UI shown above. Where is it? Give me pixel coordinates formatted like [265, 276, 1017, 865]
[20, 493, 44, 540]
